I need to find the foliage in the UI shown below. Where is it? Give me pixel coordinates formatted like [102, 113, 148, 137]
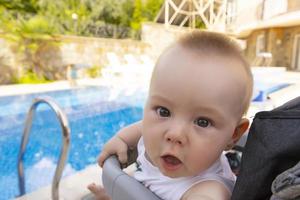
[37, 0, 91, 35]
[13, 70, 50, 84]
[130, 0, 164, 38]
[0, 0, 38, 14]
[0, 0, 164, 83]
[143, 0, 164, 21]
[85, 0, 134, 38]
[14, 16, 57, 43]
[1, 0, 164, 38]
[86, 65, 102, 78]
[2, 13, 60, 79]
[131, 0, 143, 30]
[195, 17, 206, 29]
[130, 0, 143, 39]
[0, 5, 62, 82]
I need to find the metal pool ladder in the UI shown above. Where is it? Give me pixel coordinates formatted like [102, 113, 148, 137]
[17, 97, 71, 200]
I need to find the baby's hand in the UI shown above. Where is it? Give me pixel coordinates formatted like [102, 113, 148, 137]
[87, 183, 111, 200]
[98, 121, 142, 167]
[98, 135, 128, 167]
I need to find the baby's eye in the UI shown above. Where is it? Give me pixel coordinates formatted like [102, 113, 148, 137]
[194, 118, 210, 127]
[156, 106, 170, 117]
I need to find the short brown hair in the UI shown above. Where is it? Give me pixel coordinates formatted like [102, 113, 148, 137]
[177, 30, 253, 115]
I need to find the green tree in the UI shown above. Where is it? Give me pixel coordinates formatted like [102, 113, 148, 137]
[0, 1, 61, 82]
[0, 0, 165, 83]
[130, 0, 143, 38]
[0, 0, 38, 14]
[131, 0, 143, 29]
[87, 0, 134, 38]
[130, 0, 164, 38]
[143, 0, 164, 21]
[6, 15, 60, 81]
[1, 0, 163, 38]
[37, 0, 91, 35]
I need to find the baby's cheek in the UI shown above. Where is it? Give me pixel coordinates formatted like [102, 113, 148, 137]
[190, 158, 204, 170]
[188, 154, 215, 172]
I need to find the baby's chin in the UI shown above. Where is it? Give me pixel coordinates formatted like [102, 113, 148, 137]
[158, 165, 195, 179]
[161, 170, 195, 179]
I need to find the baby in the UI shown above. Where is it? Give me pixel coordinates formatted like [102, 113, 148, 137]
[88, 30, 253, 200]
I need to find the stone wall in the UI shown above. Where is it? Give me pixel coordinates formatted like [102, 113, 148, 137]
[0, 38, 19, 84]
[0, 34, 151, 83]
[269, 28, 290, 68]
[282, 26, 300, 70]
[244, 25, 300, 70]
[59, 35, 151, 67]
[288, 0, 300, 12]
[244, 29, 266, 65]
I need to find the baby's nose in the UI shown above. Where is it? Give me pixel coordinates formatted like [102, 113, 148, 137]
[164, 122, 188, 145]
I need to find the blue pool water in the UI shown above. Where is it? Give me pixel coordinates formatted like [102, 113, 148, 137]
[0, 86, 146, 200]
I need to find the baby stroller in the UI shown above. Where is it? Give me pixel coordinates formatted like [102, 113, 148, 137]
[102, 97, 300, 200]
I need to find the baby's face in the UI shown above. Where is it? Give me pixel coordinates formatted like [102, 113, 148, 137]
[141, 45, 248, 178]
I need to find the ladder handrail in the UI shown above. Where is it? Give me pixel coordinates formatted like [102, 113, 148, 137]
[17, 97, 71, 200]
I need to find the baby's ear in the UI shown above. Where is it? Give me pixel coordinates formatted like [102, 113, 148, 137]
[225, 118, 249, 150]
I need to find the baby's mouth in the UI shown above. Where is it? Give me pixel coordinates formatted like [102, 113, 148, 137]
[161, 155, 182, 170]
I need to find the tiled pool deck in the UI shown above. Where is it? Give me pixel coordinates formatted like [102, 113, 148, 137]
[15, 164, 100, 200]
[0, 78, 110, 97]
[14, 163, 136, 200]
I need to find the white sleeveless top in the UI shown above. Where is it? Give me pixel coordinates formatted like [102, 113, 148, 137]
[134, 138, 236, 200]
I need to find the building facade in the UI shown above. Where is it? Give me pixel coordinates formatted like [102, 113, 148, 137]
[232, 0, 300, 71]
[153, 0, 300, 71]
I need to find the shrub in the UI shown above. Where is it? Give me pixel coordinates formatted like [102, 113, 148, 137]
[86, 65, 102, 78]
[14, 70, 51, 84]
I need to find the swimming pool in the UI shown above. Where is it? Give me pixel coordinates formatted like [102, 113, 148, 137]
[0, 86, 146, 200]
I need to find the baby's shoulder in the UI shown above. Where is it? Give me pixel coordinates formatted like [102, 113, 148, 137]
[181, 180, 230, 200]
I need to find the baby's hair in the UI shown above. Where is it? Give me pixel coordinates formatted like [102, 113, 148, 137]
[177, 30, 253, 115]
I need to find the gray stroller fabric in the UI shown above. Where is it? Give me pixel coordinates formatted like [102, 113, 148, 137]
[231, 96, 300, 200]
[102, 154, 161, 200]
[270, 161, 300, 200]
